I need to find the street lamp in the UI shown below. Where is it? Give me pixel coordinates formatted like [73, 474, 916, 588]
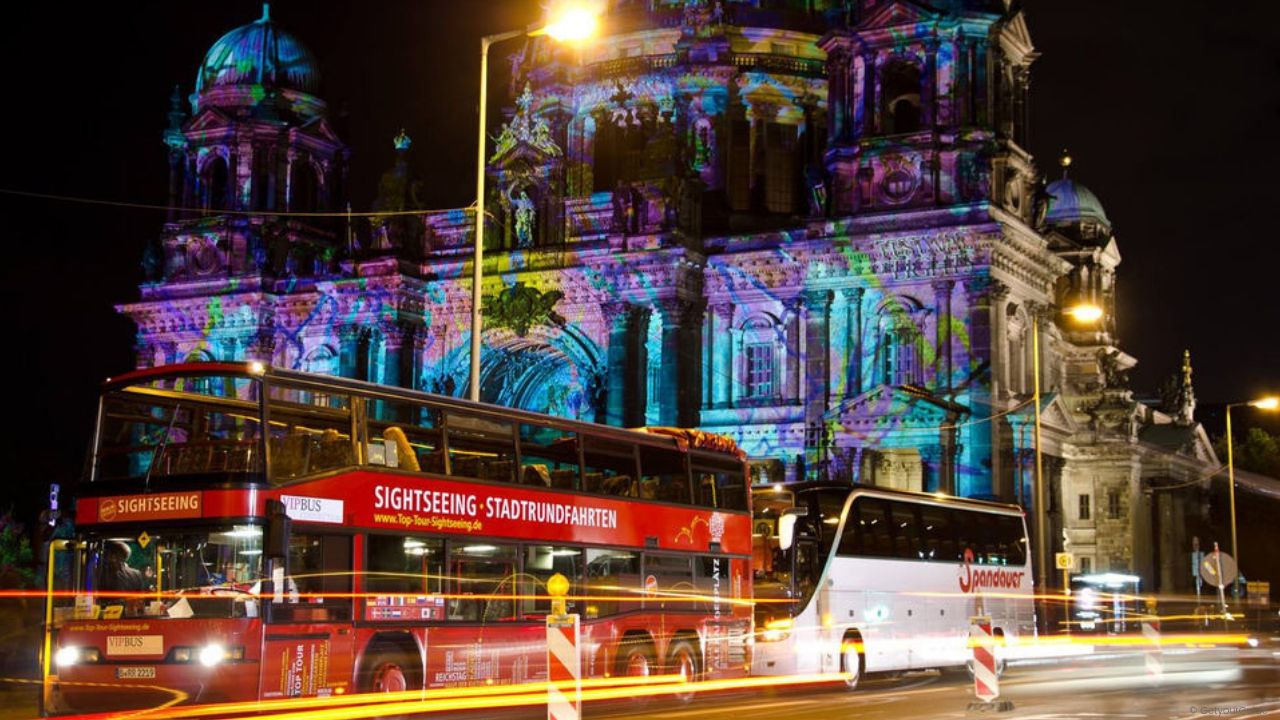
[469, 6, 600, 402]
[1224, 395, 1279, 593]
[1031, 302, 1104, 615]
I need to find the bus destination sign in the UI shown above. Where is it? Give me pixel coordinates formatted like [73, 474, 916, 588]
[96, 492, 202, 523]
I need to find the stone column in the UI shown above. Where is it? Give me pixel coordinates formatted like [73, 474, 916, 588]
[933, 279, 954, 392]
[827, 46, 850, 143]
[803, 290, 832, 427]
[381, 324, 408, 388]
[922, 42, 938, 128]
[338, 324, 360, 379]
[657, 299, 703, 427]
[843, 287, 865, 398]
[603, 302, 631, 427]
[710, 303, 734, 407]
[920, 445, 943, 494]
[782, 297, 804, 404]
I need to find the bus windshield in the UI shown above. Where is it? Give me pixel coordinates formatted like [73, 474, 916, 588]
[96, 374, 263, 482]
[751, 487, 849, 625]
[59, 524, 264, 620]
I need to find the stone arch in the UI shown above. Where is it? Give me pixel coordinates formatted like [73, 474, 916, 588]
[200, 152, 231, 211]
[880, 58, 922, 134]
[448, 323, 605, 420]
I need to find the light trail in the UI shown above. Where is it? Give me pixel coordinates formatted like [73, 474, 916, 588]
[46, 672, 852, 720]
[45, 673, 685, 720]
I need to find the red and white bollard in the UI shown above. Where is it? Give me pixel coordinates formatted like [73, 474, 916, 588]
[967, 616, 1014, 712]
[546, 573, 580, 720]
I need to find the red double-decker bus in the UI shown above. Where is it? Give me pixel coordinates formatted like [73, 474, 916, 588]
[44, 363, 752, 713]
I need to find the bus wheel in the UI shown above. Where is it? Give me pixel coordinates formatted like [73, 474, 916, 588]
[667, 639, 700, 703]
[617, 639, 657, 707]
[619, 640, 656, 678]
[364, 653, 418, 694]
[840, 634, 864, 691]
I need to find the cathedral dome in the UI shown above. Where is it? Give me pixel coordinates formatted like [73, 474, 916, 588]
[194, 5, 320, 99]
[1044, 177, 1110, 227]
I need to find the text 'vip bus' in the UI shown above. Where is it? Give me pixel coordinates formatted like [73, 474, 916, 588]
[750, 482, 1033, 688]
[45, 363, 752, 713]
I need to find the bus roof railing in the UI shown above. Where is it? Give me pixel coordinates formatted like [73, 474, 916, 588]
[757, 479, 1026, 514]
[104, 362, 746, 458]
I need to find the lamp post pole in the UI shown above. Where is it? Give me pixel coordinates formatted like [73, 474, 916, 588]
[1225, 403, 1238, 589]
[1032, 311, 1048, 595]
[471, 29, 524, 403]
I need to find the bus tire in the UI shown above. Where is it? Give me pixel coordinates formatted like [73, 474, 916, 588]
[616, 637, 657, 707]
[360, 646, 422, 694]
[617, 638, 657, 678]
[840, 632, 865, 691]
[666, 637, 700, 703]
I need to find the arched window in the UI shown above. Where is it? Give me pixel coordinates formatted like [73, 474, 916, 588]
[290, 158, 319, 213]
[881, 61, 922, 135]
[204, 155, 229, 211]
[738, 315, 780, 403]
[302, 345, 338, 376]
[1006, 304, 1029, 395]
[875, 301, 922, 386]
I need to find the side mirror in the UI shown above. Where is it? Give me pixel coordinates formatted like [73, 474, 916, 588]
[778, 507, 809, 552]
[264, 499, 291, 560]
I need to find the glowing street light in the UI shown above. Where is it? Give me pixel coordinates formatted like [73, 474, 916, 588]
[538, 6, 600, 42]
[1224, 394, 1280, 594]
[1065, 303, 1104, 325]
[469, 6, 600, 402]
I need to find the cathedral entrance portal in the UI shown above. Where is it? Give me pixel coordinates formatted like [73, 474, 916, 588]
[473, 336, 601, 422]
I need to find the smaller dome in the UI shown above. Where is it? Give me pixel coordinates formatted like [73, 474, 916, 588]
[194, 4, 320, 98]
[1044, 177, 1110, 226]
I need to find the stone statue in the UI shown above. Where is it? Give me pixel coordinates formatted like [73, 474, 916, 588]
[513, 191, 536, 248]
[1097, 348, 1130, 389]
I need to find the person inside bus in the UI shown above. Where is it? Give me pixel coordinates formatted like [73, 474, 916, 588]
[100, 541, 150, 593]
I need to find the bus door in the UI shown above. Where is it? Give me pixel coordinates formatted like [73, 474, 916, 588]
[259, 533, 355, 700]
[437, 542, 519, 687]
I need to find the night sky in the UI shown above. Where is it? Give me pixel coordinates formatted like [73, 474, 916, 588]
[1, 1, 1277, 521]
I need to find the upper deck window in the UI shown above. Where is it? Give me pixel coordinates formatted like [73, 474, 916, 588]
[96, 375, 263, 483]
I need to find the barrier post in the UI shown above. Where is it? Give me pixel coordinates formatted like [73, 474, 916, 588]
[546, 573, 581, 720]
[967, 616, 1014, 712]
[1142, 597, 1162, 684]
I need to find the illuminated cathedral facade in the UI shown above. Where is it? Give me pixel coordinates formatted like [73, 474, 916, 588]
[120, 0, 1217, 591]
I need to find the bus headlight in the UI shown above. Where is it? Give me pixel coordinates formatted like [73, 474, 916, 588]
[760, 618, 793, 642]
[198, 644, 226, 667]
[55, 646, 80, 667]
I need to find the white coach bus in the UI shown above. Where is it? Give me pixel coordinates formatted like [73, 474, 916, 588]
[750, 482, 1035, 688]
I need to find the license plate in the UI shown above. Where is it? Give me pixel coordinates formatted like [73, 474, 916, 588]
[116, 666, 156, 680]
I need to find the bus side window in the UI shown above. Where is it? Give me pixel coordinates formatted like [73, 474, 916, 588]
[522, 545, 583, 617]
[919, 505, 958, 562]
[859, 498, 894, 558]
[367, 398, 443, 473]
[837, 500, 862, 556]
[644, 554, 694, 612]
[519, 424, 580, 490]
[280, 534, 352, 622]
[585, 549, 640, 618]
[446, 413, 516, 483]
[639, 444, 690, 504]
[365, 534, 444, 621]
[692, 459, 747, 511]
[581, 436, 637, 497]
[952, 509, 994, 563]
[446, 542, 518, 622]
